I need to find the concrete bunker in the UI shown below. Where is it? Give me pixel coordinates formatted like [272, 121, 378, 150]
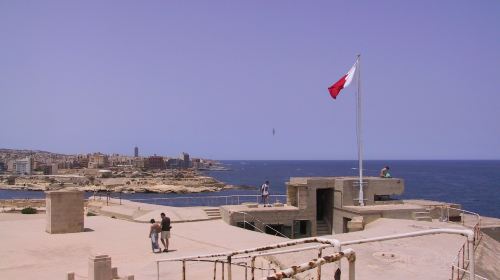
[221, 176, 463, 238]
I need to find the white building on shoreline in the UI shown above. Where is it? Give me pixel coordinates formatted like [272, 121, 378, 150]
[15, 157, 32, 175]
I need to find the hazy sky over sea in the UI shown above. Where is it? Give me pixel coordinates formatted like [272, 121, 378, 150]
[1, 1, 499, 160]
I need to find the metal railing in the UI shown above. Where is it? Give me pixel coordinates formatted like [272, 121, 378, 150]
[232, 211, 289, 239]
[128, 194, 287, 207]
[436, 206, 485, 280]
[307, 229, 479, 280]
[264, 248, 356, 280]
[453, 267, 488, 280]
[155, 237, 343, 280]
[90, 191, 120, 206]
[155, 228, 483, 280]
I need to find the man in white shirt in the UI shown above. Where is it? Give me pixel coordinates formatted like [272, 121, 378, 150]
[261, 180, 270, 207]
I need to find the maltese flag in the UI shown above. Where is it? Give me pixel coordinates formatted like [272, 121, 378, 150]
[328, 60, 358, 99]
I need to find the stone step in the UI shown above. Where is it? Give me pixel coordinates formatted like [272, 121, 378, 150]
[415, 217, 433, 222]
[316, 220, 330, 235]
[412, 211, 431, 218]
[203, 208, 221, 219]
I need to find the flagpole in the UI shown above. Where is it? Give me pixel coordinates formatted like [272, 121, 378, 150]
[356, 54, 364, 206]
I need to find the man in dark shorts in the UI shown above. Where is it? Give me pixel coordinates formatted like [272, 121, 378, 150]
[160, 212, 171, 252]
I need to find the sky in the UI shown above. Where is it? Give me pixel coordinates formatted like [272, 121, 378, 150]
[1, 1, 499, 160]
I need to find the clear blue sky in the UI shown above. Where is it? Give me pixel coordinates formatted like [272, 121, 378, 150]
[1, 1, 499, 160]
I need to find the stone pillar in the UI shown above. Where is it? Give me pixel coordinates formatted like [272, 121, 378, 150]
[111, 267, 118, 279]
[45, 190, 84, 234]
[88, 254, 112, 280]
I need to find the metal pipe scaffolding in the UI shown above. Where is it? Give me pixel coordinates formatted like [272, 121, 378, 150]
[263, 248, 356, 280]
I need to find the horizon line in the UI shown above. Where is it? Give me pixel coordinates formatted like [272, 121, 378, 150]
[1, 148, 499, 161]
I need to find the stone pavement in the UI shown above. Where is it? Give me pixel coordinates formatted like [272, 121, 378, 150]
[87, 198, 215, 223]
[0, 213, 284, 280]
[2, 199, 498, 280]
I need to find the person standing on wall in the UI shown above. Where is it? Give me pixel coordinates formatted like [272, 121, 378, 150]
[160, 212, 171, 252]
[261, 180, 270, 207]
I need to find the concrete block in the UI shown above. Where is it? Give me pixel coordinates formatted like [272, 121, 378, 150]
[45, 190, 84, 234]
[347, 221, 363, 232]
[347, 216, 364, 232]
[88, 254, 112, 280]
[112, 267, 118, 278]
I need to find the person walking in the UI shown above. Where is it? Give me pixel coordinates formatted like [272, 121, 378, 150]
[261, 180, 270, 207]
[149, 219, 162, 253]
[160, 212, 171, 252]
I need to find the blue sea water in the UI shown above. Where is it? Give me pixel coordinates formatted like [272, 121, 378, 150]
[207, 160, 500, 218]
[1, 160, 499, 218]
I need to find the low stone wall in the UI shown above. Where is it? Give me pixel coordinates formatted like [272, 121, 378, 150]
[0, 199, 45, 208]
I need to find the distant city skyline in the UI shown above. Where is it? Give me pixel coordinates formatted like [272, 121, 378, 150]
[3, 145, 500, 161]
[1, 1, 499, 160]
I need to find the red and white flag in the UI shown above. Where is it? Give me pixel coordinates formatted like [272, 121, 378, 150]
[328, 60, 358, 99]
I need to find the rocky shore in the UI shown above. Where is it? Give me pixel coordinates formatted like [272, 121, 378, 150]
[0, 170, 239, 194]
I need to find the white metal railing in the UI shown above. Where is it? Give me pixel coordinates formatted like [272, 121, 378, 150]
[335, 229, 478, 280]
[155, 228, 480, 280]
[155, 237, 342, 280]
[264, 248, 356, 280]
[232, 211, 289, 239]
[436, 206, 484, 280]
[453, 266, 489, 280]
[127, 194, 287, 207]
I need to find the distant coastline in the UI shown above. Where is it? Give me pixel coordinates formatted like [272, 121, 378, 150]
[0, 148, 236, 194]
[1, 159, 499, 218]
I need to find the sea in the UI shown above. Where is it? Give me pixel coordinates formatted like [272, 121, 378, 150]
[1, 160, 499, 218]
